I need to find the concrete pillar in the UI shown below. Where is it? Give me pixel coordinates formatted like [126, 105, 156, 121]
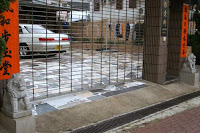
[143, 0, 168, 84]
[167, 0, 186, 77]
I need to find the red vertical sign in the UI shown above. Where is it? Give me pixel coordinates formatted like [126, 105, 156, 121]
[0, 1, 19, 79]
[180, 4, 189, 58]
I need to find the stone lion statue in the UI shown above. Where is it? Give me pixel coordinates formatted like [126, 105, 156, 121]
[182, 53, 196, 73]
[188, 53, 196, 73]
[3, 73, 31, 113]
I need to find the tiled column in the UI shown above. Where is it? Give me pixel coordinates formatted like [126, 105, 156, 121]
[143, 0, 168, 84]
[167, 0, 184, 77]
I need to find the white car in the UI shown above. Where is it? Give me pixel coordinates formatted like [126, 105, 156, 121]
[19, 24, 70, 56]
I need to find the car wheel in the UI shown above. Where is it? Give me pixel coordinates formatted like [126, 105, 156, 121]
[19, 43, 30, 57]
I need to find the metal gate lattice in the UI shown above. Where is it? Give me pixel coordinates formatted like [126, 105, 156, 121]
[18, 0, 145, 99]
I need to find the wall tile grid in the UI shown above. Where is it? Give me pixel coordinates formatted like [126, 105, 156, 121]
[143, 0, 168, 84]
[167, 0, 183, 77]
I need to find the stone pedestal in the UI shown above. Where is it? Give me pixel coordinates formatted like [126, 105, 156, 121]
[1, 107, 32, 119]
[180, 72, 199, 86]
[0, 113, 36, 133]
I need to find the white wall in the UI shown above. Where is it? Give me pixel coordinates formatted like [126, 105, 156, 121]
[67, 11, 89, 22]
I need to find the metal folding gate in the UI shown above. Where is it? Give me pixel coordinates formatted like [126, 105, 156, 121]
[18, 0, 145, 100]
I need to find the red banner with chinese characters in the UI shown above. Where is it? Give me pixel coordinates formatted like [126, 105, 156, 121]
[180, 4, 189, 58]
[0, 1, 19, 80]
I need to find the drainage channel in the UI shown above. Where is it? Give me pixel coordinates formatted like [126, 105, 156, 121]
[72, 90, 200, 133]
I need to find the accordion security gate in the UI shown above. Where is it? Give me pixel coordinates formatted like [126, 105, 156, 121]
[19, 0, 145, 100]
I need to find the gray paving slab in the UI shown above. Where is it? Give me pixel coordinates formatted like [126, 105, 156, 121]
[88, 95, 106, 101]
[102, 85, 148, 97]
[36, 103, 58, 115]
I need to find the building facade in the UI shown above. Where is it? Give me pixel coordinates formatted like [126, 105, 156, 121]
[89, 0, 144, 22]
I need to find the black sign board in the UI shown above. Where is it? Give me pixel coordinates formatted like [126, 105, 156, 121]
[161, 0, 169, 36]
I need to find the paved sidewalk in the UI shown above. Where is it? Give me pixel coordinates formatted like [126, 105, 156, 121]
[20, 50, 143, 98]
[132, 106, 200, 133]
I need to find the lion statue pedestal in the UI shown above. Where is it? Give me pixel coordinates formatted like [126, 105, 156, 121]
[180, 53, 199, 86]
[1, 74, 32, 119]
[0, 74, 35, 133]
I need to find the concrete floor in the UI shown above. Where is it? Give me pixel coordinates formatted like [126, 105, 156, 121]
[1, 67, 199, 132]
[15, 54, 200, 132]
[36, 81, 200, 132]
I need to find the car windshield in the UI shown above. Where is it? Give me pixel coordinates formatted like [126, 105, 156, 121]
[24, 25, 54, 34]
